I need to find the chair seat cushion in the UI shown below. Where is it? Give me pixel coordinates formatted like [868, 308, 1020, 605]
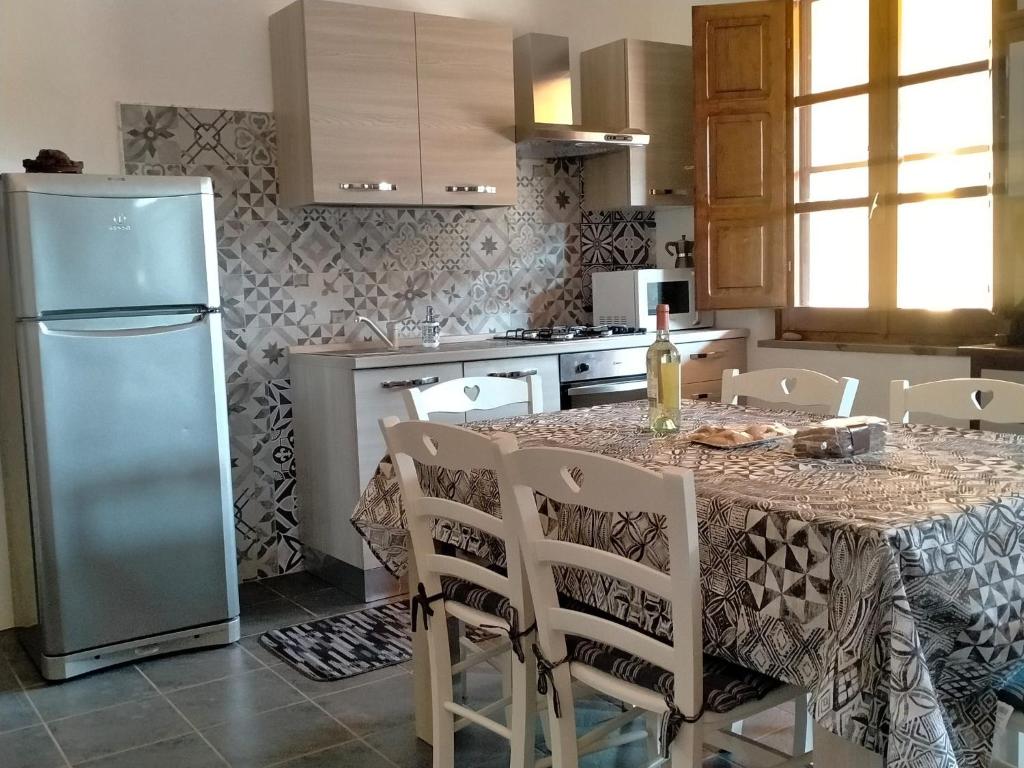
[440, 576, 514, 625]
[566, 637, 782, 714]
[998, 665, 1024, 710]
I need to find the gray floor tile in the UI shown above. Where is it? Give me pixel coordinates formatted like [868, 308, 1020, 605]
[136, 644, 263, 692]
[1, 636, 46, 690]
[276, 740, 394, 768]
[166, 668, 306, 729]
[269, 660, 408, 699]
[238, 636, 285, 668]
[202, 701, 353, 767]
[363, 722, 431, 768]
[74, 733, 225, 768]
[27, 666, 156, 721]
[239, 581, 280, 609]
[240, 599, 315, 638]
[261, 573, 333, 599]
[289, 588, 365, 618]
[48, 695, 191, 765]
[0, 661, 40, 733]
[0, 724, 66, 768]
[317, 670, 415, 736]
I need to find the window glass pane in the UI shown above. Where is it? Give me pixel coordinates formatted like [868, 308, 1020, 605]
[797, 95, 869, 202]
[897, 197, 992, 310]
[900, 0, 991, 76]
[798, 208, 869, 308]
[898, 72, 993, 192]
[804, 0, 869, 94]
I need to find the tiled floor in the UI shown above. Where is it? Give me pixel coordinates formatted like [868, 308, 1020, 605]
[0, 573, 800, 767]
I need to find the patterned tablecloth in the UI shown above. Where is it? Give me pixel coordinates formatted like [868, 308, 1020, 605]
[351, 400, 1024, 768]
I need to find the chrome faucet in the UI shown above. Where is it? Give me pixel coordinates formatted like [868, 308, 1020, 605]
[356, 316, 398, 350]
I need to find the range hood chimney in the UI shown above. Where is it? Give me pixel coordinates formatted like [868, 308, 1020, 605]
[514, 33, 649, 158]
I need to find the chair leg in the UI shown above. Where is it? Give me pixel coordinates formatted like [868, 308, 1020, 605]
[668, 722, 704, 768]
[427, 619, 456, 768]
[546, 664, 579, 768]
[509, 653, 538, 768]
[792, 692, 812, 756]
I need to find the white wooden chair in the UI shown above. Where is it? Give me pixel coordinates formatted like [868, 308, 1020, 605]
[502, 446, 813, 767]
[380, 417, 537, 768]
[721, 368, 858, 417]
[889, 378, 1024, 425]
[404, 374, 543, 421]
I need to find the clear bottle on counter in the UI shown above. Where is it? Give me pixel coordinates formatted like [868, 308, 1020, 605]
[646, 304, 681, 434]
[420, 306, 441, 348]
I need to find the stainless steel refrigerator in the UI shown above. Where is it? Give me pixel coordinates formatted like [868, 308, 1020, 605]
[0, 173, 239, 680]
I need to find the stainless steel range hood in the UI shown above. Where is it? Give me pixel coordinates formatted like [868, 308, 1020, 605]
[514, 34, 649, 158]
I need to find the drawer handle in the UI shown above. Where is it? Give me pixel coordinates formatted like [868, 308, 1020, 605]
[648, 189, 680, 196]
[340, 182, 398, 192]
[445, 185, 497, 194]
[690, 392, 713, 400]
[381, 376, 439, 390]
[689, 351, 724, 360]
[487, 369, 537, 379]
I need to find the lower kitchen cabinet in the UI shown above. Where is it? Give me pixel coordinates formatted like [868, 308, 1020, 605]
[462, 355, 560, 420]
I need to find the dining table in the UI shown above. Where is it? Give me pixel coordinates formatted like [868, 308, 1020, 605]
[350, 399, 1024, 768]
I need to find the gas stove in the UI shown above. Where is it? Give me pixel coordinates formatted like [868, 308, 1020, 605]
[495, 325, 647, 343]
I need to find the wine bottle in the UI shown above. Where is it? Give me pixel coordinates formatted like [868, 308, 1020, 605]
[646, 304, 681, 434]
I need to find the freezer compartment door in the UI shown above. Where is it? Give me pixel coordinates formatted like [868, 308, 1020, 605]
[7, 189, 217, 317]
[18, 312, 237, 655]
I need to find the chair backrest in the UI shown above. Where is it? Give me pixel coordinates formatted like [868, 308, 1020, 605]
[721, 367, 859, 416]
[379, 417, 525, 619]
[502, 446, 702, 717]
[403, 375, 543, 420]
[889, 377, 1024, 425]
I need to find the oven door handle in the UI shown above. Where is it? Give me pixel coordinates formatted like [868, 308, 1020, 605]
[566, 379, 648, 397]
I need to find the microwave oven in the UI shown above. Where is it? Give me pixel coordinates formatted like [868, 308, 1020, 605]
[592, 268, 714, 331]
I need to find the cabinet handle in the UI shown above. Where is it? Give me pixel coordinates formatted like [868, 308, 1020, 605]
[648, 189, 680, 196]
[487, 369, 538, 379]
[381, 376, 439, 390]
[445, 185, 497, 194]
[691, 392, 713, 400]
[689, 351, 724, 360]
[340, 182, 398, 192]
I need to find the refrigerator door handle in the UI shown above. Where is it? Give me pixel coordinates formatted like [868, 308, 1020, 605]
[39, 314, 208, 338]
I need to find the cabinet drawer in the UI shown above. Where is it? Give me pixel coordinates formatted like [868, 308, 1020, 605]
[463, 356, 560, 421]
[353, 362, 464, 485]
[683, 380, 723, 403]
[677, 338, 745, 384]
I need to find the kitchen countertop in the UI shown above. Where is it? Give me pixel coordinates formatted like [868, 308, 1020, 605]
[290, 327, 748, 369]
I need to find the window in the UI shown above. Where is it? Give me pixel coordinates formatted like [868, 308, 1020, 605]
[794, 0, 994, 314]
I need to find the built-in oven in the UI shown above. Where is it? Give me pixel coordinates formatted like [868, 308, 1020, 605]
[559, 347, 649, 409]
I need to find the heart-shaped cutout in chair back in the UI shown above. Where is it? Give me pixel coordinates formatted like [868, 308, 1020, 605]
[560, 465, 584, 494]
[463, 385, 481, 402]
[972, 389, 995, 410]
[781, 377, 798, 396]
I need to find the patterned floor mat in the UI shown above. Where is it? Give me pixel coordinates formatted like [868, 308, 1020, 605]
[259, 599, 499, 682]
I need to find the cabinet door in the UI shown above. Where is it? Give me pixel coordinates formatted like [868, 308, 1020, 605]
[305, 1, 423, 206]
[693, 1, 790, 309]
[415, 14, 516, 207]
[463, 355, 560, 420]
[353, 363, 464, 487]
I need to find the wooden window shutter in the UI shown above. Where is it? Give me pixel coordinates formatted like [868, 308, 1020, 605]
[693, 0, 791, 309]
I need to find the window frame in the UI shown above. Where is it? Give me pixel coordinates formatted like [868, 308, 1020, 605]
[781, 0, 1011, 345]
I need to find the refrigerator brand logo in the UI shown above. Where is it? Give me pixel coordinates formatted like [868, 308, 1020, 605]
[108, 214, 131, 232]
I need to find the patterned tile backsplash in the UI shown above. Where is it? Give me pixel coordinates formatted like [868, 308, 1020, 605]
[119, 103, 656, 580]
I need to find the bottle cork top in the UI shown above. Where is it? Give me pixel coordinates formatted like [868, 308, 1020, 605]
[656, 303, 670, 331]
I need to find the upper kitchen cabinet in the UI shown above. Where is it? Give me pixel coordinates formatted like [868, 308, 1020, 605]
[415, 14, 516, 206]
[270, 1, 422, 207]
[581, 40, 694, 209]
[269, 0, 516, 208]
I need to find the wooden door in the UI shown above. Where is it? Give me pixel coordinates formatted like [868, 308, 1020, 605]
[304, 1, 423, 206]
[693, 0, 790, 309]
[415, 14, 516, 207]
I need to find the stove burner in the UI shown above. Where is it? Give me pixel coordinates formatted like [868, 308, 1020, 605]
[497, 325, 646, 343]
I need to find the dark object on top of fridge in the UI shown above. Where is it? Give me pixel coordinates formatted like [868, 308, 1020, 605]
[23, 149, 83, 173]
